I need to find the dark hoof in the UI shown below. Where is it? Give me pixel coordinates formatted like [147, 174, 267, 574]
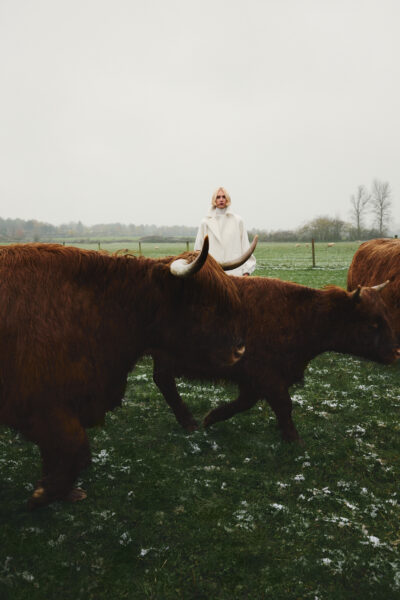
[27, 486, 49, 511]
[203, 413, 214, 428]
[283, 436, 305, 446]
[66, 487, 87, 503]
[182, 420, 199, 432]
[27, 485, 87, 510]
[281, 432, 303, 444]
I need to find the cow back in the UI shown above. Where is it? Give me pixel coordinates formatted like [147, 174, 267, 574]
[347, 238, 400, 337]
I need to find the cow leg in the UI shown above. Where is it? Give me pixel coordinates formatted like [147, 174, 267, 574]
[153, 359, 198, 431]
[203, 388, 259, 428]
[265, 389, 301, 443]
[25, 409, 91, 510]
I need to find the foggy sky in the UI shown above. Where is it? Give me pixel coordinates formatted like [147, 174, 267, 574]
[1, 0, 400, 232]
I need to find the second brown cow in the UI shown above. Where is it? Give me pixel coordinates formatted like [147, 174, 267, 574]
[152, 276, 400, 443]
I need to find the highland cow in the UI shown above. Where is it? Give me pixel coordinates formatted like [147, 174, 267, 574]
[0, 239, 252, 508]
[151, 276, 400, 442]
[348, 238, 400, 340]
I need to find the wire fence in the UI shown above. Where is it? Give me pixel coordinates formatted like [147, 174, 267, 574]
[57, 238, 360, 270]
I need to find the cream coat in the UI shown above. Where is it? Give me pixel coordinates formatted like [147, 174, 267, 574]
[194, 206, 256, 276]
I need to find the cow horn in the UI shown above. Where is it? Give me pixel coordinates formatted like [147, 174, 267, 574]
[370, 280, 390, 292]
[169, 236, 209, 278]
[219, 235, 259, 271]
[351, 285, 362, 302]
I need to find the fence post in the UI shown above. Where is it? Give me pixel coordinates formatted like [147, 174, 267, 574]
[139, 242, 142, 255]
[186, 241, 189, 252]
[98, 242, 101, 251]
[311, 238, 316, 267]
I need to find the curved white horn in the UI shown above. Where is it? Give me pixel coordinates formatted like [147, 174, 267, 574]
[219, 235, 258, 271]
[371, 280, 390, 292]
[169, 236, 209, 278]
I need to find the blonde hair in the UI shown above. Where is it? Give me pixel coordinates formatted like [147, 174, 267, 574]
[211, 187, 231, 207]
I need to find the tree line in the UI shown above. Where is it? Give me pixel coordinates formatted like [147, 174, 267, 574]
[0, 179, 395, 243]
[252, 178, 395, 242]
[0, 220, 198, 242]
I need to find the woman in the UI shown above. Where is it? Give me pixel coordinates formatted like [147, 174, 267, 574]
[194, 187, 256, 276]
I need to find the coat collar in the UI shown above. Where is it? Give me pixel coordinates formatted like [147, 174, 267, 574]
[206, 206, 233, 217]
[205, 206, 233, 243]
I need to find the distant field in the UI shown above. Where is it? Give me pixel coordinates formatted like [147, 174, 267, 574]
[2, 241, 400, 600]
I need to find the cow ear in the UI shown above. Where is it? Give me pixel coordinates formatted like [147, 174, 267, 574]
[351, 285, 362, 303]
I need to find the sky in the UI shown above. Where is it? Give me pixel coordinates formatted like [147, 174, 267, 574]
[1, 0, 400, 232]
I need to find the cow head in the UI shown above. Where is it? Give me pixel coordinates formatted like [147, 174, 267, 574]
[150, 237, 255, 367]
[345, 282, 400, 364]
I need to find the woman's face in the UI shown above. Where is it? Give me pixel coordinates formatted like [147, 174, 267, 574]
[215, 191, 227, 209]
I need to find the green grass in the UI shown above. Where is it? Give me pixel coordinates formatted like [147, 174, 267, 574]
[2, 241, 400, 600]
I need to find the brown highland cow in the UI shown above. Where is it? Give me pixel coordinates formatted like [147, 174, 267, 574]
[0, 239, 254, 508]
[348, 238, 400, 340]
[151, 276, 400, 442]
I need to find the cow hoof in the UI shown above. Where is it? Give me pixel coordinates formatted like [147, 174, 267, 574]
[66, 488, 87, 503]
[27, 486, 48, 511]
[182, 420, 199, 432]
[202, 413, 214, 428]
[282, 433, 304, 445]
[285, 436, 305, 446]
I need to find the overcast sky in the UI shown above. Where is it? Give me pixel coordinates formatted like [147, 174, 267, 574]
[1, 0, 399, 232]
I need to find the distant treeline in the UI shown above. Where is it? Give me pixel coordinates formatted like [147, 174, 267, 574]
[250, 216, 388, 243]
[0, 218, 197, 243]
[0, 216, 394, 243]
[261, 179, 397, 241]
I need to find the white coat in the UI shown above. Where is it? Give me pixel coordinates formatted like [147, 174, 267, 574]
[194, 206, 256, 276]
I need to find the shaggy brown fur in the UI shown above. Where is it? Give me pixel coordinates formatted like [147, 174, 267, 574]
[0, 243, 243, 508]
[151, 276, 399, 442]
[347, 238, 400, 339]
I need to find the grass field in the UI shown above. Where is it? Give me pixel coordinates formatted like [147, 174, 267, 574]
[1, 242, 400, 599]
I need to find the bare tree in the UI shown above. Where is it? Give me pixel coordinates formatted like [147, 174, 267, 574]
[350, 185, 371, 238]
[371, 179, 392, 236]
